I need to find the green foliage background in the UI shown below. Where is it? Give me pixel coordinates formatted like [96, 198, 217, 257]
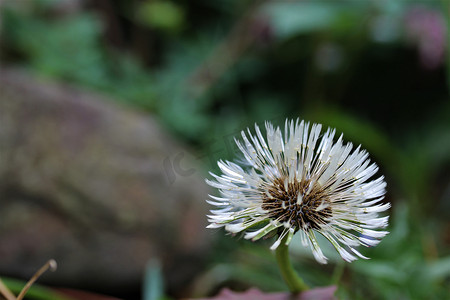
[1, 0, 449, 299]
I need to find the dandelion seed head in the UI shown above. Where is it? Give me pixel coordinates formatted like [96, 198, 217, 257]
[206, 119, 390, 264]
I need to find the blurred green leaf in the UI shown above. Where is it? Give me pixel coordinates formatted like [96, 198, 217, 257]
[425, 256, 450, 280]
[262, 2, 367, 39]
[1, 5, 157, 110]
[137, 1, 184, 32]
[352, 260, 406, 284]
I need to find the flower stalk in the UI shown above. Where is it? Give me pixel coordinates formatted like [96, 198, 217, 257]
[275, 235, 308, 293]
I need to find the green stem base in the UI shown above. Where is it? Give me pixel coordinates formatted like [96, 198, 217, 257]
[275, 236, 309, 293]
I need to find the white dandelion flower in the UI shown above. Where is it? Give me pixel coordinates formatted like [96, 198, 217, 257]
[206, 119, 390, 264]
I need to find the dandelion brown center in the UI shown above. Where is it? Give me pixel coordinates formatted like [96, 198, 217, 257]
[261, 177, 332, 230]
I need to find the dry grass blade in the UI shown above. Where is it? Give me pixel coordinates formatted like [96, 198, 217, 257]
[0, 278, 16, 300]
[16, 260, 58, 300]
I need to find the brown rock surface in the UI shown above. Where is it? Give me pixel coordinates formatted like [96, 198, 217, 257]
[0, 69, 211, 295]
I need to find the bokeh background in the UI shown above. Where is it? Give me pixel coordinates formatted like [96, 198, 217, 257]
[0, 0, 449, 299]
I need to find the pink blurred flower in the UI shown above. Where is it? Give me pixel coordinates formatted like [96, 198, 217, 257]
[404, 6, 447, 70]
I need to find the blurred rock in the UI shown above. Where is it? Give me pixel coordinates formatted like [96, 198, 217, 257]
[0, 69, 211, 295]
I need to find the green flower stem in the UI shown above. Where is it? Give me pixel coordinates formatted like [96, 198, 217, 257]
[275, 235, 309, 293]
